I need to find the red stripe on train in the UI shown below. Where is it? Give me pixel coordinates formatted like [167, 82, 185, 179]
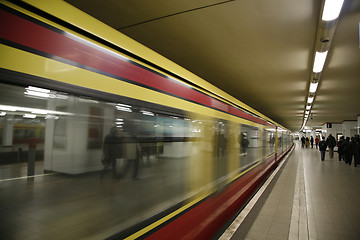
[145, 157, 276, 239]
[0, 8, 273, 127]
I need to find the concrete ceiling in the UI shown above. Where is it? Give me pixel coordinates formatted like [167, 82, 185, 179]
[66, 0, 360, 132]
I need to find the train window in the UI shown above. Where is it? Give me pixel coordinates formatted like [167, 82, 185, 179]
[240, 124, 261, 171]
[277, 130, 283, 153]
[0, 82, 198, 233]
[265, 128, 276, 157]
[0, 82, 288, 237]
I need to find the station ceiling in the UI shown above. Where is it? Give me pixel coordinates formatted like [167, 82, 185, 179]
[66, 0, 360, 132]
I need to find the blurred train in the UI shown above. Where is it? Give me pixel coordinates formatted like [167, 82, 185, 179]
[0, 0, 293, 239]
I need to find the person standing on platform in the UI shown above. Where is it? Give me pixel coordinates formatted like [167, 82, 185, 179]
[326, 134, 336, 158]
[319, 136, 327, 161]
[337, 136, 345, 161]
[315, 136, 320, 149]
[310, 136, 314, 148]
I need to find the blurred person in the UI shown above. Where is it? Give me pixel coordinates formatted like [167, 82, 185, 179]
[101, 127, 123, 179]
[301, 136, 305, 148]
[305, 137, 310, 148]
[310, 136, 314, 148]
[337, 136, 345, 162]
[319, 136, 327, 161]
[343, 137, 351, 165]
[326, 134, 336, 158]
[355, 135, 360, 167]
[121, 130, 142, 180]
[350, 136, 360, 167]
[239, 132, 249, 155]
[315, 136, 320, 149]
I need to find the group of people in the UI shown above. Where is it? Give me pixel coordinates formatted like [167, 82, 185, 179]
[301, 135, 320, 149]
[302, 134, 360, 166]
[334, 135, 360, 166]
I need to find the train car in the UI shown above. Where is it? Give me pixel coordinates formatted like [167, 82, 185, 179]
[0, 0, 293, 239]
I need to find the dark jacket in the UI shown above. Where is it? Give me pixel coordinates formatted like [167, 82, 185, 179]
[326, 135, 336, 148]
[337, 138, 345, 154]
[319, 140, 327, 151]
[343, 138, 351, 153]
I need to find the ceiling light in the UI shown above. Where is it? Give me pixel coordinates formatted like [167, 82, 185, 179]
[307, 96, 314, 103]
[25, 90, 50, 98]
[23, 114, 36, 119]
[305, 110, 310, 115]
[306, 105, 311, 110]
[26, 86, 50, 93]
[313, 51, 328, 73]
[141, 110, 154, 116]
[322, 0, 344, 21]
[309, 82, 319, 93]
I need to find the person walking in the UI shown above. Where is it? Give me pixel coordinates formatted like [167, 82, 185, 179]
[326, 134, 336, 158]
[337, 136, 345, 161]
[315, 136, 320, 149]
[301, 136, 305, 148]
[310, 136, 314, 148]
[349, 136, 359, 167]
[319, 136, 327, 161]
[343, 137, 351, 165]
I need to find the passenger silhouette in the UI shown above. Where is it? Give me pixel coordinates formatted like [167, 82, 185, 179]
[319, 137, 327, 161]
[326, 134, 336, 158]
[101, 127, 122, 179]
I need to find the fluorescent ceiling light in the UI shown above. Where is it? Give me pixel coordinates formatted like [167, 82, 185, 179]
[322, 0, 344, 21]
[26, 86, 50, 93]
[307, 96, 314, 103]
[25, 90, 50, 98]
[313, 51, 328, 73]
[23, 114, 36, 119]
[309, 82, 319, 93]
[115, 106, 132, 112]
[305, 110, 310, 115]
[306, 105, 311, 110]
[141, 110, 154, 116]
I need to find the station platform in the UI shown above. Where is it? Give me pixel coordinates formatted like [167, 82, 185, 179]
[221, 142, 360, 240]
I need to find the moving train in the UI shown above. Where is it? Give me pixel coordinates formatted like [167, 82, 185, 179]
[0, 0, 293, 239]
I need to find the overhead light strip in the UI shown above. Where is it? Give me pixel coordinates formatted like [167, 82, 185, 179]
[313, 51, 328, 73]
[309, 82, 319, 93]
[300, 0, 345, 132]
[322, 0, 345, 21]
